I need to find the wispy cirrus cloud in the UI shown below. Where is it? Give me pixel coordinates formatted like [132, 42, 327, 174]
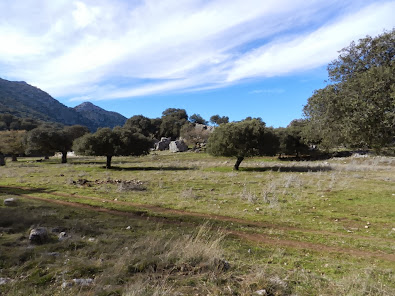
[0, 0, 393, 102]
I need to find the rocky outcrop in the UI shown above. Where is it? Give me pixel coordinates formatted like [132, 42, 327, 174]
[169, 140, 188, 152]
[154, 137, 171, 150]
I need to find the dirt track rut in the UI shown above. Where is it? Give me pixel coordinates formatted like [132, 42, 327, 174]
[1, 186, 394, 262]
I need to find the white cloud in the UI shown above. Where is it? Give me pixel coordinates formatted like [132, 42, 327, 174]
[227, 1, 395, 81]
[0, 0, 393, 101]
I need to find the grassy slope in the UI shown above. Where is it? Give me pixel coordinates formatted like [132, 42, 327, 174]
[0, 152, 394, 295]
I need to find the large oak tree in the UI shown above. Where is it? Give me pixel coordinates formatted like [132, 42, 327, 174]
[207, 118, 266, 170]
[73, 127, 151, 168]
[303, 29, 395, 151]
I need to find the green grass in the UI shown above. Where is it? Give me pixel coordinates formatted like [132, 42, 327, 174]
[0, 152, 394, 295]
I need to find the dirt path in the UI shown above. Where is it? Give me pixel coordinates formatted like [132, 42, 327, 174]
[2, 187, 394, 262]
[4, 185, 392, 243]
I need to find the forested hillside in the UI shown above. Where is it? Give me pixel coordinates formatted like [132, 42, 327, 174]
[0, 78, 126, 131]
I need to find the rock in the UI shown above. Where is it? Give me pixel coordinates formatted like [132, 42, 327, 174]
[0, 278, 12, 285]
[254, 289, 267, 295]
[169, 140, 188, 152]
[4, 198, 17, 206]
[154, 137, 171, 151]
[29, 227, 48, 244]
[61, 281, 73, 289]
[58, 232, 69, 241]
[45, 252, 60, 257]
[73, 278, 94, 286]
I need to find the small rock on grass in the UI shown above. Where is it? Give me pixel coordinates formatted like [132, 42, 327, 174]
[29, 227, 48, 244]
[0, 278, 12, 285]
[4, 198, 17, 206]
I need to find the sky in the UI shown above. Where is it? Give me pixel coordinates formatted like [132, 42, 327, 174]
[0, 0, 394, 127]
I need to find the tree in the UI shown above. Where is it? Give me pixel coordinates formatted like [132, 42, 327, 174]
[207, 119, 266, 170]
[189, 114, 208, 125]
[0, 114, 40, 131]
[0, 130, 26, 162]
[24, 125, 89, 163]
[210, 115, 229, 126]
[261, 127, 280, 156]
[124, 115, 157, 138]
[24, 126, 60, 159]
[304, 30, 395, 151]
[275, 120, 310, 157]
[73, 127, 151, 169]
[159, 108, 188, 139]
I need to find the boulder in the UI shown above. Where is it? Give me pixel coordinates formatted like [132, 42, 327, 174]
[58, 231, 69, 241]
[4, 197, 17, 206]
[154, 137, 171, 151]
[0, 278, 12, 285]
[169, 140, 188, 152]
[29, 227, 48, 244]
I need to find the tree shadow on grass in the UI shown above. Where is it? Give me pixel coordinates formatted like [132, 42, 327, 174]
[240, 165, 332, 173]
[108, 166, 196, 171]
[0, 185, 52, 196]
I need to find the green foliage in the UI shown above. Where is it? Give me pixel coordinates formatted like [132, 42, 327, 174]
[124, 115, 158, 138]
[159, 108, 188, 139]
[24, 125, 89, 163]
[207, 119, 266, 169]
[24, 127, 65, 158]
[189, 114, 208, 125]
[73, 127, 151, 168]
[209, 114, 229, 126]
[304, 29, 395, 151]
[261, 127, 280, 156]
[0, 113, 41, 131]
[0, 130, 26, 162]
[275, 120, 310, 156]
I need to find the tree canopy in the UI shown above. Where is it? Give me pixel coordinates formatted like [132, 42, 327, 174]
[159, 108, 188, 139]
[73, 127, 151, 168]
[209, 115, 229, 126]
[304, 29, 395, 151]
[207, 118, 266, 170]
[0, 130, 26, 164]
[189, 114, 208, 125]
[24, 125, 89, 163]
[124, 115, 157, 138]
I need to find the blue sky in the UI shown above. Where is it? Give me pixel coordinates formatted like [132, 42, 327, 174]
[0, 0, 394, 127]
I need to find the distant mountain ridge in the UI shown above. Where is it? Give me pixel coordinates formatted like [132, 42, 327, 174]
[74, 102, 127, 130]
[0, 78, 126, 131]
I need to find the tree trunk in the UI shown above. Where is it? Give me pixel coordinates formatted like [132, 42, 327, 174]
[0, 153, 5, 166]
[233, 156, 244, 170]
[44, 155, 49, 160]
[61, 151, 67, 164]
[106, 155, 112, 169]
[11, 154, 17, 162]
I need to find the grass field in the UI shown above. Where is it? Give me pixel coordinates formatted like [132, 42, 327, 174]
[0, 152, 394, 295]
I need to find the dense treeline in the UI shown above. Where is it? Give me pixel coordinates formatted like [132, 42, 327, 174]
[1, 30, 393, 168]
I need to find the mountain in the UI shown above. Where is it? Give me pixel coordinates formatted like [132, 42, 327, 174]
[74, 102, 126, 129]
[0, 78, 126, 131]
